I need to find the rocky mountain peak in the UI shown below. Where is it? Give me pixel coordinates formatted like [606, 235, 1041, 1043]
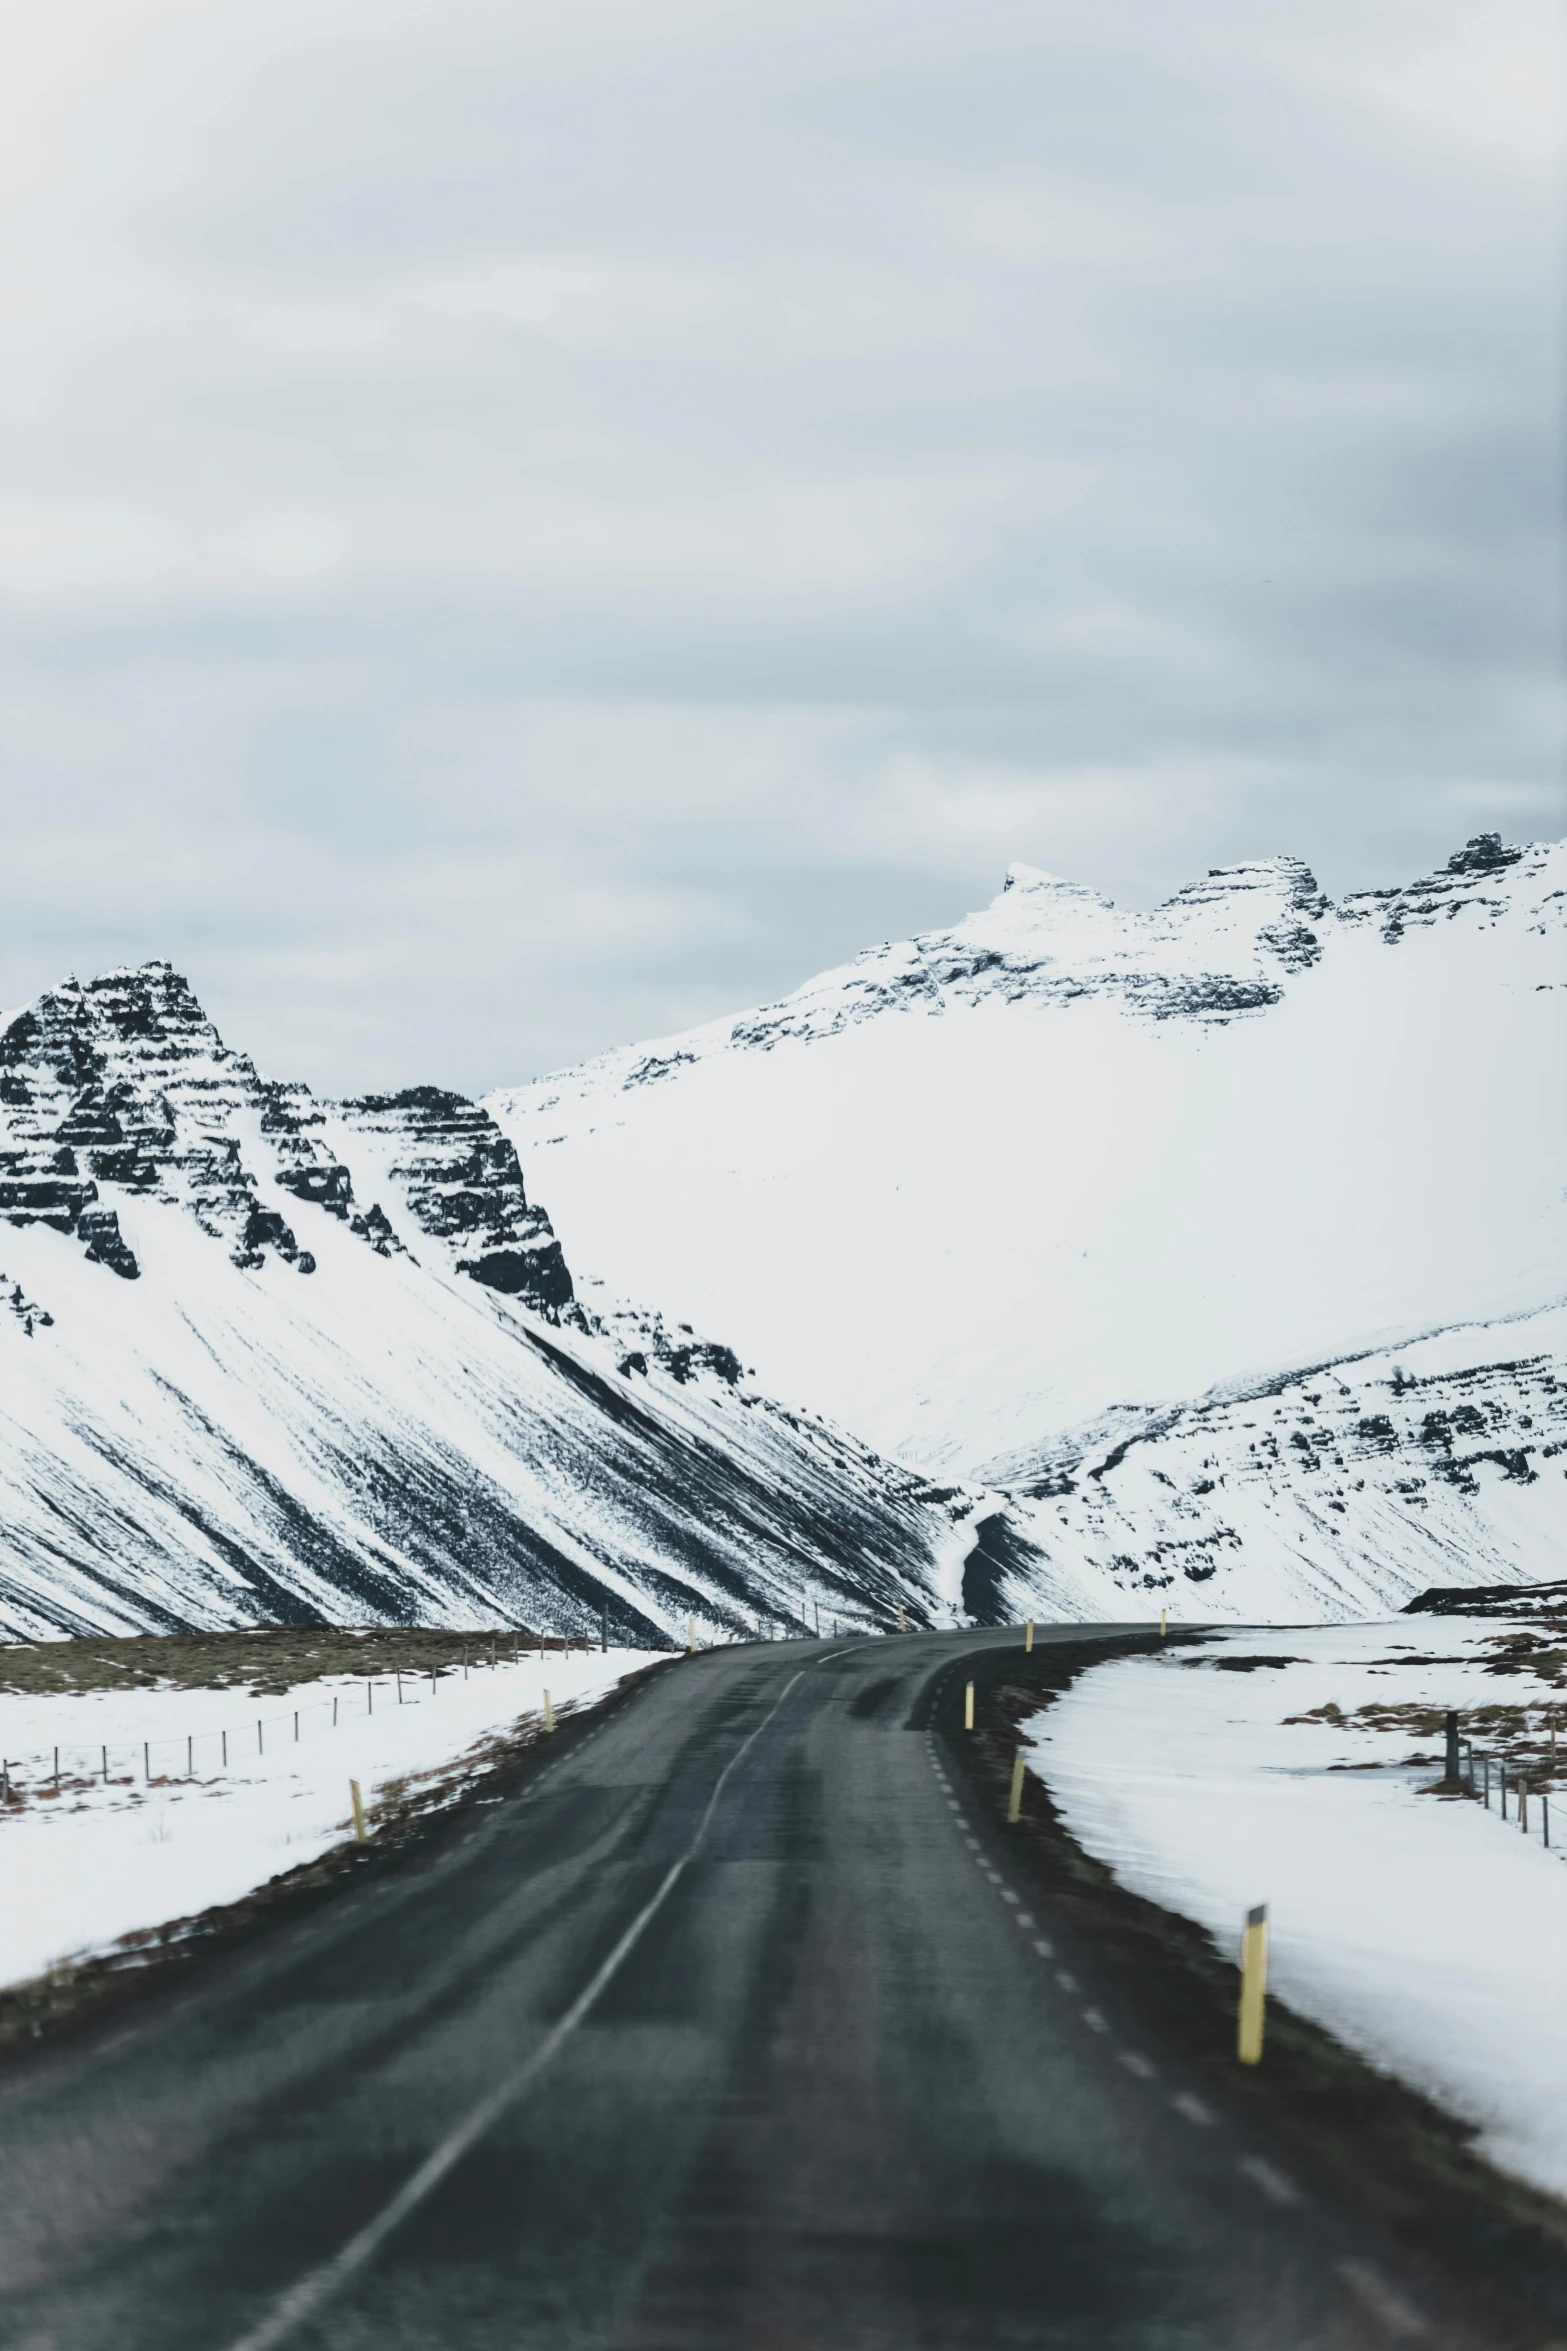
[0, 963, 576, 1318]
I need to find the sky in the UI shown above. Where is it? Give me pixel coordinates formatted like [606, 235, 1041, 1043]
[0, 0, 1562, 1094]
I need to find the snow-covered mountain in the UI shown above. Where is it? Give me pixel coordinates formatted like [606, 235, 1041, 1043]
[488, 835, 1567, 1611]
[0, 965, 980, 1641]
[491, 835, 1567, 1469]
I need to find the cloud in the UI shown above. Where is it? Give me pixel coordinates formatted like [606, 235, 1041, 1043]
[0, 0, 1560, 1092]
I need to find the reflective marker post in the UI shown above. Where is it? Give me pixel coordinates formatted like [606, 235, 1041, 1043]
[1238, 1903, 1268, 2065]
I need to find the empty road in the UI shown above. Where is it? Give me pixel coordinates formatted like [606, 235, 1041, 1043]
[0, 1629, 1507, 2347]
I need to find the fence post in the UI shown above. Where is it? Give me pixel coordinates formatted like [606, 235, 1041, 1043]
[257, 1719, 263, 1755]
[396, 1674, 402, 1706]
[1501, 1766, 1508, 1820]
[1545, 1794, 1551, 1850]
[1238, 1903, 1269, 2065]
[221, 1730, 227, 1768]
[1444, 1710, 1460, 1786]
[1520, 1777, 1529, 1834]
[143, 1741, 149, 1781]
[187, 1735, 193, 1778]
[53, 1746, 59, 1791]
[601, 1603, 608, 1654]
[101, 1745, 107, 1783]
[1483, 1755, 1490, 1808]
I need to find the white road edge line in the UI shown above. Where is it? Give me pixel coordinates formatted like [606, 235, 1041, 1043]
[217, 1655, 828, 2351]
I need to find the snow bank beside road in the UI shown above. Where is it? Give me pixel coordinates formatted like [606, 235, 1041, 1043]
[0, 1649, 659, 1989]
[1025, 1622, 1567, 2201]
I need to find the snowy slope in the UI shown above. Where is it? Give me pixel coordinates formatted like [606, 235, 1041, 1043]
[0, 966, 978, 1641]
[974, 1303, 1566, 1622]
[489, 836, 1567, 1482]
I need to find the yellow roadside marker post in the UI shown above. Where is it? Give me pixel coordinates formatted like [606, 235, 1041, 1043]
[1159, 1609, 1167, 1639]
[1237, 1903, 1268, 2065]
[1007, 1753, 1026, 1823]
[897, 1605, 906, 1633]
[543, 1689, 554, 1734]
[964, 1680, 975, 1732]
[1025, 1620, 1035, 1654]
[349, 1779, 367, 1845]
[687, 1616, 695, 1654]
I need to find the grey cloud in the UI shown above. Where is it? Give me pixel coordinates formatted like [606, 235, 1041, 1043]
[0, 0, 1559, 1093]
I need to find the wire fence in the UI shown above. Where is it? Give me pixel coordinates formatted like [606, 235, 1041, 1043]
[0, 1638, 598, 1803]
[1458, 1738, 1559, 1854]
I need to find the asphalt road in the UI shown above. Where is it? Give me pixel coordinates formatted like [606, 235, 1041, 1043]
[0, 1629, 1489, 2349]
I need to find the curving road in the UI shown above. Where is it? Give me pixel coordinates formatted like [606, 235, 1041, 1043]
[0, 1629, 1494, 2347]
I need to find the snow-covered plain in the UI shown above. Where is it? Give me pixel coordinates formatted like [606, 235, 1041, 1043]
[1026, 1621, 1567, 2200]
[0, 1649, 660, 1989]
[491, 838, 1567, 1482]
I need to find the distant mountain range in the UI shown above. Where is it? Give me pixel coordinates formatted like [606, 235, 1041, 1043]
[1, 833, 1560, 1638]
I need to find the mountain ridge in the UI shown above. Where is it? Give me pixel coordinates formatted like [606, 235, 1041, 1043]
[488, 832, 1567, 1503]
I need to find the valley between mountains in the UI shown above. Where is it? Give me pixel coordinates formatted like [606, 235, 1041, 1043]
[0, 831, 1562, 1641]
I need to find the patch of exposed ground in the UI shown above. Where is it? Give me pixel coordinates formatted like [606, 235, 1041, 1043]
[0, 1624, 601, 1700]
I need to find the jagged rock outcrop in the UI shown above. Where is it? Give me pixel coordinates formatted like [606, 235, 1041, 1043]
[0, 965, 573, 1314]
[342, 1087, 572, 1314]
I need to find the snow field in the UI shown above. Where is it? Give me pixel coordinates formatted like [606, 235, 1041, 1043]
[0, 1648, 661, 1989]
[1025, 1621, 1567, 2202]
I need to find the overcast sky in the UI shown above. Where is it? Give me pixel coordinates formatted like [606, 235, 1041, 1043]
[1, 0, 1561, 1093]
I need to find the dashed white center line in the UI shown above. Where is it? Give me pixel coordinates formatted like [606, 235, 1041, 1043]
[1334, 2258, 1429, 2340]
[1171, 2091, 1215, 2127]
[1082, 2008, 1109, 2033]
[1055, 1970, 1079, 1992]
[1118, 2051, 1155, 2080]
[1000, 1889, 1020, 1906]
[1238, 2154, 1302, 2208]
[1031, 1937, 1055, 1959]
